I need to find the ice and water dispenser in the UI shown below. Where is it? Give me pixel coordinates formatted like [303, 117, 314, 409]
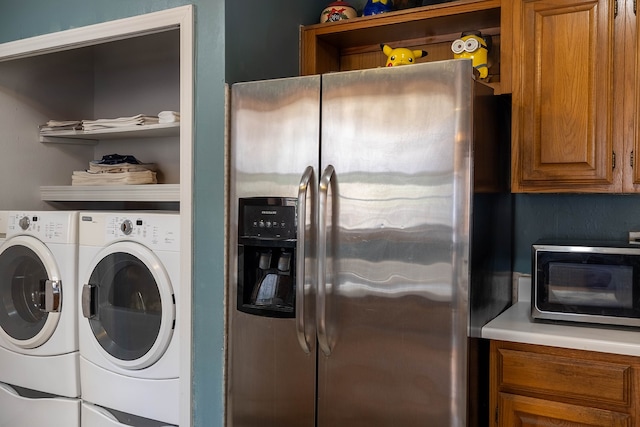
[237, 197, 297, 318]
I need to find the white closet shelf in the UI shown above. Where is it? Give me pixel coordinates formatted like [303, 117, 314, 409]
[39, 122, 180, 144]
[40, 184, 180, 202]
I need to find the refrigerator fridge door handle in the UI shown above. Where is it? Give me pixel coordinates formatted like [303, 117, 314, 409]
[317, 164, 335, 356]
[296, 166, 314, 354]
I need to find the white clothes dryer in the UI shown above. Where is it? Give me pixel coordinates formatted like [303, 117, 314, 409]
[0, 382, 80, 427]
[0, 211, 80, 398]
[78, 212, 180, 426]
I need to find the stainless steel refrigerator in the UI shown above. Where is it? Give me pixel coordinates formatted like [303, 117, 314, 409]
[227, 59, 512, 427]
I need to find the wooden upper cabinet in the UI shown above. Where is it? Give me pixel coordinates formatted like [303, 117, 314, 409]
[631, 0, 640, 190]
[511, 0, 619, 192]
[300, 0, 511, 95]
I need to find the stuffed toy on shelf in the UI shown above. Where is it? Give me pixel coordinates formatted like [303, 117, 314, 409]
[381, 44, 427, 67]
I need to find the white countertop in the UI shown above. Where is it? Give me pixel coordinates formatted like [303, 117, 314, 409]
[481, 276, 640, 357]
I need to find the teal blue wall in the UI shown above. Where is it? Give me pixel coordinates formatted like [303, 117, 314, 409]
[513, 194, 640, 273]
[225, 0, 328, 83]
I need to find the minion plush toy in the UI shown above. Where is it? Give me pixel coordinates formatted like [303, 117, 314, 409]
[451, 31, 492, 79]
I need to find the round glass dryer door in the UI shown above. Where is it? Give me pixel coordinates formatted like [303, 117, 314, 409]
[83, 241, 175, 370]
[0, 236, 62, 349]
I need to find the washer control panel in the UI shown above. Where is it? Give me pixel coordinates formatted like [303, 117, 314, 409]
[6, 211, 78, 243]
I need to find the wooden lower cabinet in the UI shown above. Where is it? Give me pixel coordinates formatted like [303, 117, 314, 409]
[490, 341, 640, 426]
[499, 393, 630, 426]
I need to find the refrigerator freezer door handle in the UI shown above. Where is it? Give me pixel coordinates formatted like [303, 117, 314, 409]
[317, 164, 334, 356]
[296, 166, 314, 354]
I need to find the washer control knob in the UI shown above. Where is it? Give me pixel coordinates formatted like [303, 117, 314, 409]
[19, 216, 30, 230]
[120, 219, 133, 235]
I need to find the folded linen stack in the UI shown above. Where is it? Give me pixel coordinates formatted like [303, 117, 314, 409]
[39, 120, 83, 133]
[40, 111, 180, 134]
[158, 111, 180, 124]
[71, 154, 157, 186]
[82, 114, 159, 131]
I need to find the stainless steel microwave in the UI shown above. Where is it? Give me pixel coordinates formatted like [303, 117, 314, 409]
[532, 241, 640, 328]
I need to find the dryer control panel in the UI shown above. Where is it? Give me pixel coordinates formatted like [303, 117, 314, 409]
[79, 212, 180, 251]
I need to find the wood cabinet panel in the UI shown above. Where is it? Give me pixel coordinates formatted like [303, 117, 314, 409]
[490, 341, 640, 427]
[512, 0, 616, 191]
[497, 347, 631, 406]
[631, 0, 640, 189]
[500, 393, 631, 427]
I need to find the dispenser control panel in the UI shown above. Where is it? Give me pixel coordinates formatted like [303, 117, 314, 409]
[239, 198, 296, 240]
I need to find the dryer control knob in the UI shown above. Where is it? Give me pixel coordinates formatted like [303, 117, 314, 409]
[120, 219, 133, 235]
[19, 216, 30, 230]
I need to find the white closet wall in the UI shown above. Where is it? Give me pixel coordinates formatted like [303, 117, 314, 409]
[0, 29, 181, 210]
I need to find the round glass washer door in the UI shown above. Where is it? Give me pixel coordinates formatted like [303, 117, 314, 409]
[0, 236, 61, 349]
[84, 241, 175, 370]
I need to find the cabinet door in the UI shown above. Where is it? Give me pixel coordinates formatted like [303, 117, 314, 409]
[499, 393, 631, 427]
[512, 0, 617, 192]
[631, 0, 640, 189]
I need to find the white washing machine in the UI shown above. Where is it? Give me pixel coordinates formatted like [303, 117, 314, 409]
[77, 212, 180, 426]
[0, 211, 81, 426]
[0, 211, 80, 396]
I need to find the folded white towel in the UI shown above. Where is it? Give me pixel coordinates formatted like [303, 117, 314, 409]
[88, 162, 156, 173]
[82, 114, 159, 131]
[158, 111, 181, 124]
[71, 170, 157, 186]
[39, 120, 82, 133]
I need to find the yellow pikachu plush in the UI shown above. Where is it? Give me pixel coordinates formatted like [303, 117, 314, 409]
[381, 44, 427, 67]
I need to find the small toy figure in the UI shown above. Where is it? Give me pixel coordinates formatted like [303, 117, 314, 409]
[381, 44, 427, 67]
[363, 0, 393, 15]
[451, 31, 492, 79]
[320, 1, 357, 23]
